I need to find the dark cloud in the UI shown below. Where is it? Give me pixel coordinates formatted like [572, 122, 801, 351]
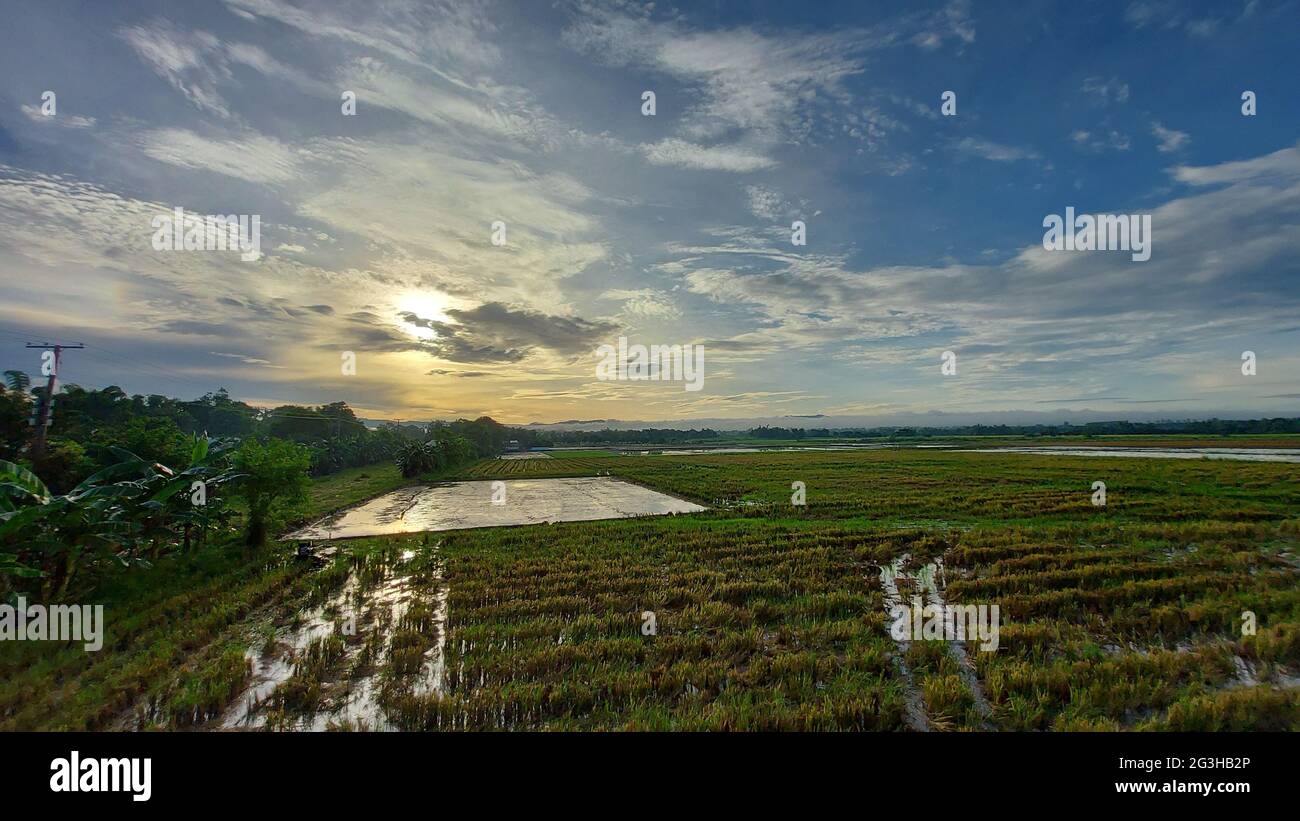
[399, 302, 618, 364]
[445, 302, 618, 354]
[337, 313, 429, 352]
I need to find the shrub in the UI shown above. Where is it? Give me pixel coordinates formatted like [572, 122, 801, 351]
[230, 438, 311, 546]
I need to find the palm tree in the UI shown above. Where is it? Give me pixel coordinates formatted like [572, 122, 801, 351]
[2, 370, 30, 393]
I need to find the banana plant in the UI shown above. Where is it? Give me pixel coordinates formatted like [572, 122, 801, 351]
[0, 436, 241, 599]
[0, 462, 140, 600]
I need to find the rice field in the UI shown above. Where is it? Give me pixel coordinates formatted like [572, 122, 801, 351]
[3, 448, 1298, 730]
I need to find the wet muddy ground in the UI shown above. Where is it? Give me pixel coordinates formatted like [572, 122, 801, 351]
[220, 546, 447, 731]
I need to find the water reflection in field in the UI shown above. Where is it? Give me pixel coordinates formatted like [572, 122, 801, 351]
[287, 476, 706, 540]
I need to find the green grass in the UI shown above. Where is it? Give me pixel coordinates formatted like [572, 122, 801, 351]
[4, 449, 1299, 730]
[532, 449, 620, 458]
[301, 462, 410, 521]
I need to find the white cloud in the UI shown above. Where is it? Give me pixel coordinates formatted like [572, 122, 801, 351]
[600, 289, 680, 319]
[1150, 122, 1190, 153]
[641, 139, 776, 173]
[1081, 76, 1130, 107]
[295, 140, 606, 313]
[20, 106, 96, 128]
[118, 21, 233, 117]
[1071, 129, 1131, 153]
[675, 145, 1300, 388]
[335, 57, 563, 149]
[744, 185, 786, 220]
[909, 0, 976, 50]
[563, 6, 884, 157]
[223, 0, 502, 81]
[953, 137, 1040, 162]
[1171, 143, 1300, 186]
[136, 128, 305, 184]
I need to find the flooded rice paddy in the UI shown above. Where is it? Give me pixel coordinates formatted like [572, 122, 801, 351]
[562, 443, 1300, 462]
[958, 446, 1300, 463]
[220, 547, 447, 731]
[287, 476, 706, 540]
[647, 444, 892, 455]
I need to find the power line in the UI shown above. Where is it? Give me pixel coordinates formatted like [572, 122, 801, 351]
[82, 342, 220, 393]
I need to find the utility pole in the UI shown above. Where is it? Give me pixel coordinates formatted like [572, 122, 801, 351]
[25, 342, 84, 460]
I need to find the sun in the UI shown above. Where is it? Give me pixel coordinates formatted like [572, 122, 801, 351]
[395, 291, 453, 340]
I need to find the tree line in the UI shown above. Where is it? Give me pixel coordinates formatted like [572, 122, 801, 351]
[747, 419, 1300, 439]
[0, 372, 517, 604]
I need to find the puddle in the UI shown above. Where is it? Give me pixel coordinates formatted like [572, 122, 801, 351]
[878, 555, 930, 732]
[878, 553, 993, 731]
[219, 573, 361, 730]
[219, 548, 449, 731]
[956, 446, 1300, 463]
[412, 584, 451, 698]
[1225, 654, 1300, 691]
[499, 452, 552, 460]
[286, 476, 706, 540]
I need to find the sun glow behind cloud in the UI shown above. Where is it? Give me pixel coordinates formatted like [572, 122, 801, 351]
[395, 291, 454, 340]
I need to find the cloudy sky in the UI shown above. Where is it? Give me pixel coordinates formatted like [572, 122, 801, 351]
[1, 0, 1297, 425]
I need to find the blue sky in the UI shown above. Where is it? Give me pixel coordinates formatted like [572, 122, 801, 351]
[0, 0, 1297, 425]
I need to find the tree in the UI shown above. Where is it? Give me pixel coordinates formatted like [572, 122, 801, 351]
[265, 405, 331, 442]
[180, 389, 257, 437]
[394, 429, 475, 478]
[230, 438, 311, 546]
[0, 375, 32, 461]
[317, 401, 367, 437]
[441, 416, 507, 457]
[30, 438, 96, 494]
[89, 415, 191, 469]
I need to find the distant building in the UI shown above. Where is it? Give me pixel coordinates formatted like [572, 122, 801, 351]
[506, 439, 521, 452]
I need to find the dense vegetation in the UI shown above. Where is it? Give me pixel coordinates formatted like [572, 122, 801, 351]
[0, 375, 511, 603]
[516, 427, 722, 447]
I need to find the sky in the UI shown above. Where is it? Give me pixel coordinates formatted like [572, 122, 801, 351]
[0, 0, 1298, 426]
